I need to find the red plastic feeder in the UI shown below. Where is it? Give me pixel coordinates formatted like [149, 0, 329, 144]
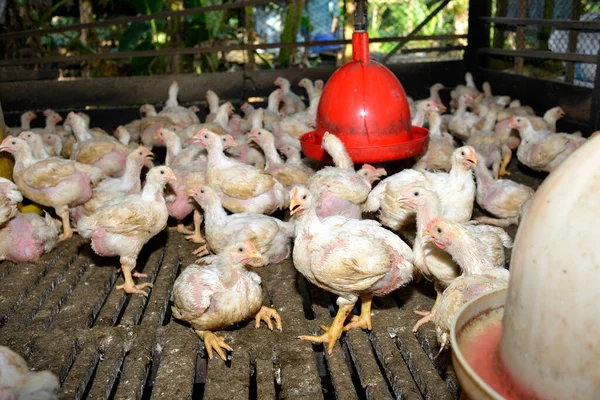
[300, 1, 428, 164]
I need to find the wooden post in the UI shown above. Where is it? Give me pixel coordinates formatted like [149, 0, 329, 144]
[565, 0, 581, 84]
[589, 49, 600, 133]
[493, 0, 508, 49]
[515, 0, 527, 75]
[465, 0, 491, 82]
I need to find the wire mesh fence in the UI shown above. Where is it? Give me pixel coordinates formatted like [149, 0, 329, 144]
[488, 0, 600, 86]
[0, 0, 468, 78]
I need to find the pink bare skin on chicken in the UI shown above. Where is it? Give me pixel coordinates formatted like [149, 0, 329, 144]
[0, 211, 61, 263]
[172, 241, 281, 361]
[0, 136, 105, 241]
[77, 166, 177, 296]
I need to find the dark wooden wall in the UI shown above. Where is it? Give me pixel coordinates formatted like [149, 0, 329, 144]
[1, 61, 465, 131]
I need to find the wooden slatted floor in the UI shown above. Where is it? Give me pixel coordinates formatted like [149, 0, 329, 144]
[0, 162, 542, 399]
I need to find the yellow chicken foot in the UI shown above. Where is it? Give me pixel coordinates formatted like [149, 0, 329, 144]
[193, 244, 210, 257]
[185, 210, 205, 244]
[133, 271, 148, 278]
[299, 304, 353, 354]
[57, 207, 73, 242]
[196, 330, 232, 361]
[499, 146, 512, 177]
[255, 306, 282, 331]
[343, 295, 373, 331]
[175, 220, 194, 235]
[116, 257, 153, 296]
[412, 290, 441, 332]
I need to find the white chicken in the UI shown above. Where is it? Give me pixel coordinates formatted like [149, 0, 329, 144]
[0, 178, 23, 227]
[397, 186, 459, 331]
[193, 130, 286, 215]
[249, 128, 311, 187]
[510, 116, 586, 173]
[423, 219, 512, 277]
[364, 146, 477, 236]
[290, 186, 414, 353]
[307, 132, 373, 220]
[473, 152, 534, 222]
[171, 241, 281, 361]
[0, 346, 59, 400]
[275, 76, 306, 115]
[190, 185, 292, 265]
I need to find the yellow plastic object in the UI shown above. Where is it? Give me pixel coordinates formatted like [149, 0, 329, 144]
[0, 154, 13, 181]
[18, 203, 44, 216]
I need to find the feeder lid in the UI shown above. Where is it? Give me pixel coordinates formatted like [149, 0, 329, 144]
[301, 32, 428, 164]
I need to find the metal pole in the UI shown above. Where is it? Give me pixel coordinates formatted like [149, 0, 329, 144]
[565, 0, 581, 84]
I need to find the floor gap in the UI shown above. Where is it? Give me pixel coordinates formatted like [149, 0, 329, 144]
[192, 349, 207, 400]
[249, 360, 257, 400]
[341, 339, 368, 400]
[107, 351, 127, 400]
[80, 351, 101, 400]
[312, 343, 337, 400]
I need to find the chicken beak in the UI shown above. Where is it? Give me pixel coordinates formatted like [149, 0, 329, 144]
[289, 197, 302, 215]
[247, 249, 262, 260]
[422, 228, 430, 238]
[166, 171, 177, 182]
[397, 196, 409, 203]
[466, 156, 477, 166]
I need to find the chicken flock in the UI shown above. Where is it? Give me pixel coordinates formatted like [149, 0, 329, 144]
[0, 73, 593, 396]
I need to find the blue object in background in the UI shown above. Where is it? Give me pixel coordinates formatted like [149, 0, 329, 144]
[311, 33, 342, 53]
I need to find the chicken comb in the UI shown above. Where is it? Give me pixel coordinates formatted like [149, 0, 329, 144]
[426, 216, 443, 232]
[361, 164, 376, 173]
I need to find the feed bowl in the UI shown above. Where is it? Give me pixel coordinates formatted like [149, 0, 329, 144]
[451, 289, 506, 400]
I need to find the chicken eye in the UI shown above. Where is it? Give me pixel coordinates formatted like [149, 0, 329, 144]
[160, 170, 164, 175]
[200, 189, 204, 193]
[139, 151, 143, 155]
[437, 228, 442, 233]
[258, 132, 261, 135]
[238, 247, 243, 252]
[204, 135, 208, 139]
[302, 195, 307, 200]
[414, 192, 419, 196]
[11, 141, 15, 145]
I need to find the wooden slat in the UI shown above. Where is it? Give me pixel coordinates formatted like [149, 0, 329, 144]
[1, 254, 87, 333]
[0, 238, 81, 328]
[48, 258, 119, 331]
[345, 329, 394, 399]
[256, 358, 276, 399]
[394, 313, 454, 400]
[153, 324, 198, 399]
[58, 341, 101, 400]
[305, 286, 358, 400]
[82, 339, 128, 400]
[370, 297, 423, 400]
[263, 261, 322, 399]
[26, 252, 93, 332]
[204, 347, 250, 400]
